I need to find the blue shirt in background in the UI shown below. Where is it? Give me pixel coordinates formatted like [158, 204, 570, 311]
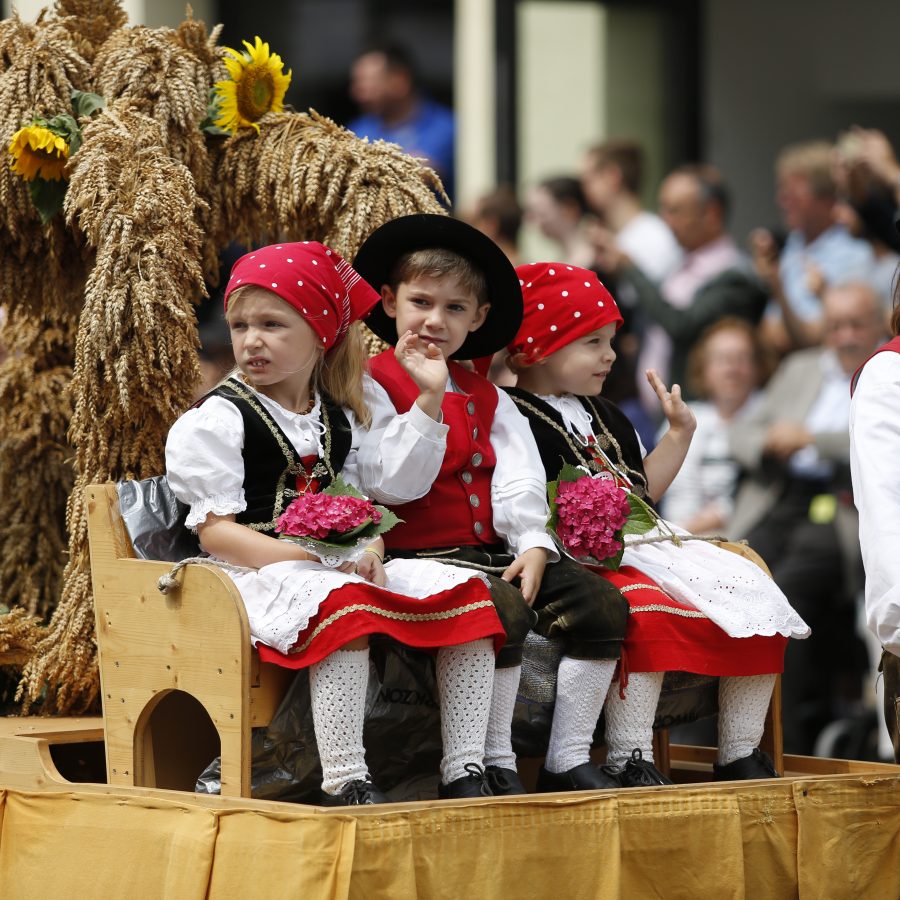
[348, 97, 455, 200]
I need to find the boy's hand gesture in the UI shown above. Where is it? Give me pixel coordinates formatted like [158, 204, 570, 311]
[502, 547, 548, 606]
[396, 330, 449, 422]
[646, 369, 695, 437]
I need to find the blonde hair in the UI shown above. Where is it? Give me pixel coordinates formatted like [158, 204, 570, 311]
[315, 323, 371, 427]
[776, 140, 836, 198]
[224, 287, 372, 427]
[686, 317, 773, 397]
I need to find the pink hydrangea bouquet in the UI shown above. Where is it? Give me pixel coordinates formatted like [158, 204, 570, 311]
[548, 464, 655, 569]
[276, 476, 400, 566]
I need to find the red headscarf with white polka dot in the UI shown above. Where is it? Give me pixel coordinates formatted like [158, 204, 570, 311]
[508, 262, 623, 364]
[224, 242, 380, 351]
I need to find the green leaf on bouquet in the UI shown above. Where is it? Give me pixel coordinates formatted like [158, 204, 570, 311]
[546, 478, 560, 530]
[601, 544, 625, 571]
[557, 462, 585, 484]
[374, 507, 402, 534]
[621, 492, 658, 537]
[322, 475, 367, 499]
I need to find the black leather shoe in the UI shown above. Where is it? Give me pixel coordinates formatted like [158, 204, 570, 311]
[439, 763, 493, 799]
[319, 778, 389, 806]
[536, 762, 619, 793]
[713, 748, 780, 781]
[606, 749, 674, 787]
[484, 765, 527, 796]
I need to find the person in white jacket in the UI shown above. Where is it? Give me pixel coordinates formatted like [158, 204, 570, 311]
[849, 280, 900, 763]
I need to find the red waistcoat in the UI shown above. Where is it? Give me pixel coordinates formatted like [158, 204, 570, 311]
[368, 350, 499, 549]
[851, 335, 900, 395]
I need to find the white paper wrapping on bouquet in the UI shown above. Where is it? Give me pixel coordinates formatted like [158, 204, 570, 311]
[622, 523, 810, 639]
[279, 533, 378, 568]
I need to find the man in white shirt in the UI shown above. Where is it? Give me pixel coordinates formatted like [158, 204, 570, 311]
[728, 282, 886, 753]
[579, 139, 681, 283]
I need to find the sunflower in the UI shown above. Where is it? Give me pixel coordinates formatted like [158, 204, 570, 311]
[8, 124, 70, 181]
[213, 36, 292, 134]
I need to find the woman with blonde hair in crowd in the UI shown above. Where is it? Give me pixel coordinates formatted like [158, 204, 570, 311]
[660, 317, 771, 534]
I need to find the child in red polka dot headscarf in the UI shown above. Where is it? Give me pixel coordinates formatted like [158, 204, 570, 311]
[166, 241, 509, 806]
[506, 261, 809, 785]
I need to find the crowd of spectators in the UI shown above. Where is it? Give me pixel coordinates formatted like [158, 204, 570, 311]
[468, 129, 900, 760]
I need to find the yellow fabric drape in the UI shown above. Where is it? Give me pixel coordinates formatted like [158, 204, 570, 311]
[794, 777, 900, 899]
[618, 789, 745, 898]
[735, 788, 799, 897]
[348, 799, 621, 900]
[207, 808, 356, 900]
[0, 789, 355, 900]
[1, 777, 899, 899]
[0, 790, 217, 900]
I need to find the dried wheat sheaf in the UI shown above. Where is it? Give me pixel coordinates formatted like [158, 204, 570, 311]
[1, 2, 449, 713]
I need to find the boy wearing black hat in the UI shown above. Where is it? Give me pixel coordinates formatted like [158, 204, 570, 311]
[355, 214, 629, 798]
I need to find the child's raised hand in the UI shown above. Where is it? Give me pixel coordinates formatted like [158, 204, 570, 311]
[646, 369, 696, 436]
[396, 330, 449, 422]
[396, 330, 449, 395]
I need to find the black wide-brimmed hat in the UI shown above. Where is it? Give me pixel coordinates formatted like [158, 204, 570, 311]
[353, 213, 523, 360]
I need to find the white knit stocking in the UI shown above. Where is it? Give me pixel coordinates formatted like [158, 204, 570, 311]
[545, 657, 617, 774]
[483, 665, 522, 770]
[717, 674, 776, 766]
[436, 638, 495, 783]
[603, 671, 665, 769]
[309, 648, 370, 794]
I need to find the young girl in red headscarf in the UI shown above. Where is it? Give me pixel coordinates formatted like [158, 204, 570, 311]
[165, 242, 505, 805]
[505, 262, 809, 782]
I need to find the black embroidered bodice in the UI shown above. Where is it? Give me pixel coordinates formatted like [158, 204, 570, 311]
[199, 376, 353, 535]
[504, 387, 650, 500]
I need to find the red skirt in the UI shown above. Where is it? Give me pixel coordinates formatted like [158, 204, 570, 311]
[592, 564, 788, 677]
[257, 576, 505, 669]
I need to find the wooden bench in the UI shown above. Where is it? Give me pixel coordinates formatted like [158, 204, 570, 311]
[86, 483, 292, 797]
[86, 482, 782, 799]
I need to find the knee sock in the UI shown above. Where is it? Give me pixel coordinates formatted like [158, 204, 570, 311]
[603, 671, 665, 770]
[544, 656, 617, 774]
[436, 638, 495, 783]
[483, 664, 522, 770]
[717, 674, 776, 766]
[309, 648, 371, 795]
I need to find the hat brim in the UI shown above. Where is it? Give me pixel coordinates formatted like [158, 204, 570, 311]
[353, 214, 523, 360]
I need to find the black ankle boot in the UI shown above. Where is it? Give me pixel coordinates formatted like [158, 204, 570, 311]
[439, 763, 493, 799]
[606, 749, 674, 787]
[536, 762, 619, 793]
[713, 748, 780, 781]
[319, 778, 389, 806]
[484, 765, 527, 795]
